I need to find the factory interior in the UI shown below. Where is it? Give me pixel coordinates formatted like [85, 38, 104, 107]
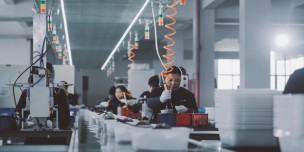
[0, 0, 304, 151]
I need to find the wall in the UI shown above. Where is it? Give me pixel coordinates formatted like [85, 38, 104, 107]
[53, 65, 75, 93]
[0, 39, 31, 65]
[75, 60, 129, 107]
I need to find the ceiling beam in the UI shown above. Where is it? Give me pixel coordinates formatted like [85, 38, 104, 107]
[0, 17, 32, 22]
[0, 1, 33, 17]
[18, 21, 32, 27]
[292, 0, 304, 8]
[203, 0, 226, 9]
[0, 34, 32, 39]
[2, 0, 16, 5]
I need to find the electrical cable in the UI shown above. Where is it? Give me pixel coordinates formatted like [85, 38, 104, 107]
[39, 32, 47, 67]
[30, 67, 47, 88]
[33, 55, 41, 60]
[13, 37, 51, 108]
[127, 32, 135, 69]
[151, 1, 166, 70]
[32, 0, 39, 13]
[49, 0, 55, 14]
[33, 51, 41, 55]
[162, 0, 177, 81]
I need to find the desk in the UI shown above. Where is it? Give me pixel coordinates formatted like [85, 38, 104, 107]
[0, 130, 72, 145]
[68, 111, 229, 152]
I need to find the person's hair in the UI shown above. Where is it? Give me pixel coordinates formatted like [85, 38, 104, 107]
[148, 75, 159, 87]
[46, 62, 55, 82]
[109, 86, 116, 95]
[46, 62, 54, 73]
[116, 85, 128, 93]
[116, 85, 132, 98]
[167, 66, 181, 75]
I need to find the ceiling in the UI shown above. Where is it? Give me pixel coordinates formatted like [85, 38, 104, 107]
[1, 0, 304, 69]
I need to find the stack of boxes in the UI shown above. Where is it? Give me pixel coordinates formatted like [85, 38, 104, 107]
[158, 113, 208, 127]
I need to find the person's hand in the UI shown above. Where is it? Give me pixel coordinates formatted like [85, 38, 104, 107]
[120, 98, 127, 104]
[160, 90, 171, 103]
[175, 105, 188, 113]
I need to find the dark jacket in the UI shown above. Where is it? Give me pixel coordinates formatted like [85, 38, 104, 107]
[107, 95, 134, 114]
[67, 93, 78, 106]
[147, 87, 198, 122]
[283, 68, 304, 94]
[16, 88, 70, 129]
[140, 87, 163, 98]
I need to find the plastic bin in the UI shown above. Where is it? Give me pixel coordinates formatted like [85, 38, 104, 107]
[192, 113, 208, 126]
[219, 129, 278, 147]
[0, 116, 12, 132]
[132, 127, 191, 151]
[175, 113, 192, 126]
[158, 113, 176, 126]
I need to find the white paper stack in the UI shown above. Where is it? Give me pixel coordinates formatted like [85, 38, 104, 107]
[131, 127, 191, 151]
[215, 89, 281, 147]
[273, 94, 304, 152]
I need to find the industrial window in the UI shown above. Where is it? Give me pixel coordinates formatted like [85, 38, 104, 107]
[270, 52, 304, 91]
[217, 59, 240, 89]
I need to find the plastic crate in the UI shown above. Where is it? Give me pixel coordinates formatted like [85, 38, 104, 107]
[192, 113, 208, 126]
[157, 113, 176, 126]
[69, 108, 78, 116]
[121, 109, 141, 117]
[175, 113, 192, 126]
[0, 108, 15, 116]
[0, 116, 12, 132]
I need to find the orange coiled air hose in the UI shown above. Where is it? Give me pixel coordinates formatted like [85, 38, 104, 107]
[127, 32, 135, 69]
[162, 0, 177, 81]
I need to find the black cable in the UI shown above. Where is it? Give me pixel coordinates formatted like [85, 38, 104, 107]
[39, 35, 47, 67]
[13, 37, 51, 108]
[33, 51, 41, 55]
[30, 67, 47, 88]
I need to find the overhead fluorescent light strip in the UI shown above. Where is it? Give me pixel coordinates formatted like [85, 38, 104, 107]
[60, 0, 73, 65]
[101, 0, 150, 70]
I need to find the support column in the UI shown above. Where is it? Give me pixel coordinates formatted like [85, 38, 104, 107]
[171, 32, 184, 64]
[239, 0, 271, 88]
[193, 0, 201, 105]
[200, 9, 215, 107]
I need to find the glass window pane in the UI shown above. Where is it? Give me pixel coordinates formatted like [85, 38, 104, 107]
[286, 76, 290, 84]
[233, 76, 240, 89]
[271, 76, 275, 90]
[277, 76, 286, 91]
[270, 52, 275, 75]
[232, 60, 240, 75]
[276, 60, 285, 75]
[291, 57, 303, 73]
[218, 59, 232, 74]
[218, 76, 233, 89]
[286, 59, 291, 75]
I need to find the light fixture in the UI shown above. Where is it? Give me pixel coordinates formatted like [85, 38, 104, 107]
[101, 0, 151, 70]
[275, 34, 289, 48]
[60, 0, 73, 65]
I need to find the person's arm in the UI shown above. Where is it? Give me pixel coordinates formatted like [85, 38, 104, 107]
[17, 90, 27, 110]
[147, 97, 163, 109]
[16, 90, 27, 116]
[55, 88, 70, 129]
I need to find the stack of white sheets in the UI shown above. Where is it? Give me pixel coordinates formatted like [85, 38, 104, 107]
[215, 89, 281, 147]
